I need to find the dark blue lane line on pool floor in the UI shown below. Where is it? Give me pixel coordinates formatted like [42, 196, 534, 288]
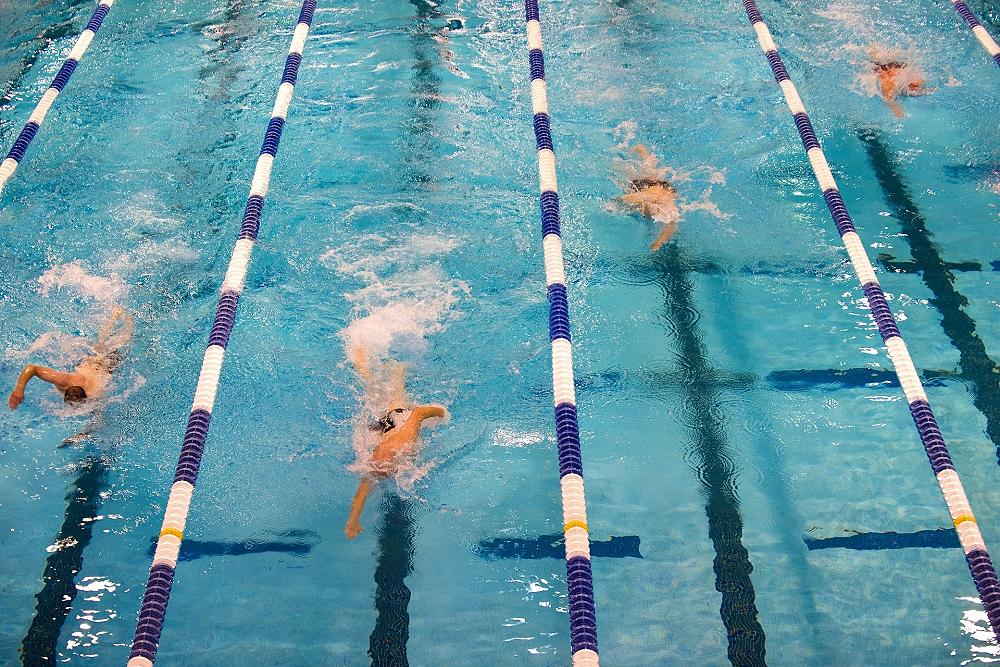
[143, 532, 316, 561]
[805, 528, 959, 551]
[369, 494, 415, 667]
[477, 534, 642, 560]
[20, 455, 106, 666]
[367, 4, 447, 665]
[858, 128, 1000, 465]
[765, 367, 957, 391]
[400, 0, 444, 188]
[878, 254, 987, 274]
[574, 365, 959, 396]
[640, 244, 768, 666]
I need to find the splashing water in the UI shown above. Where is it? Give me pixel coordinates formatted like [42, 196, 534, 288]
[6, 331, 92, 369]
[326, 232, 468, 363]
[325, 231, 465, 488]
[609, 140, 729, 239]
[37, 262, 128, 304]
[613, 120, 637, 151]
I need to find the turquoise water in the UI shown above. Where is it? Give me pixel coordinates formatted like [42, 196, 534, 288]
[2, 0, 1000, 663]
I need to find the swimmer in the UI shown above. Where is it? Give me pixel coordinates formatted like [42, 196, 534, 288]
[869, 46, 927, 118]
[618, 144, 681, 251]
[8, 305, 133, 410]
[344, 345, 447, 540]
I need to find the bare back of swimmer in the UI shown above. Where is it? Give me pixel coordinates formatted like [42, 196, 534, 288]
[8, 305, 133, 409]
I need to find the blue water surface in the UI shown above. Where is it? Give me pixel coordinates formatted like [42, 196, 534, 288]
[2, 0, 1000, 664]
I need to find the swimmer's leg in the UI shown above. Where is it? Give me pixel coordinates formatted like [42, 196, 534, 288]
[60, 417, 101, 447]
[60, 430, 92, 448]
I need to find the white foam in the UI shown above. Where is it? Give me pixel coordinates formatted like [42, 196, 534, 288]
[816, 1, 871, 35]
[37, 261, 127, 303]
[340, 283, 465, 361]
[612, 121, 637, 151]
[328, 232, 468, 362]
[331, 230, 465, 490]
[105, 372, 145, 405]
[679, 186, 731, 220]
[5, 331, 91, 367]
[491, 428, 545, 448]
[104, 241, 198, 274]
[114, 192, 182, 231]
[322, 232, 461, 281]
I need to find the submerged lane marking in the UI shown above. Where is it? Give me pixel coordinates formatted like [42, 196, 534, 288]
[859, 128, 1000, 466]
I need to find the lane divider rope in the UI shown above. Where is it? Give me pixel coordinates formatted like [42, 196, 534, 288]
[520, 2, 599, 665]
[948, 0, 1000, 67]
[740, 0, 1000, 641]
[126, 1, 316, 664]
[0, 0, 114, 198]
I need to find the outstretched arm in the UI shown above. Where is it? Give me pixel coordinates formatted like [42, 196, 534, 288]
[345, 477, 374, 539]
[348, 344, 373, 384]
[651, 222, 678, 251]
[412, 404, 446, 422]
[96, 306, 134, 353]
[879, 76, 905, 118]
[9, 365, 73, 409]
[631, 144, 650, 159]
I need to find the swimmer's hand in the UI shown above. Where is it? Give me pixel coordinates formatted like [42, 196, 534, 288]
[61, 432, 92, 448]
[416, 404, 448, 423]
[8, 388, 24, 410]
[344, 519, 363, 540]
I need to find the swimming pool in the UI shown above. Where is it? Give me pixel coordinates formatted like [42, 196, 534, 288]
[2, 0, 1000, 663]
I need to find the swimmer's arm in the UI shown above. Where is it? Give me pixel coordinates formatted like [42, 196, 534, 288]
[118, 313, 134, 346]
[412, 404, 446, 422]
[8, 365, 72, 409]
[96, 306, 133, 351]
[348, 345, 373, 384]
[651, 222, 678, 252]
[878, 75, 905, 118]
[97, 306, 123, 345]
[345, 477, 374, 539]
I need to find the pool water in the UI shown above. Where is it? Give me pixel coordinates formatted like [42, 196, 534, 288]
[2, 0, 1000, 664]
